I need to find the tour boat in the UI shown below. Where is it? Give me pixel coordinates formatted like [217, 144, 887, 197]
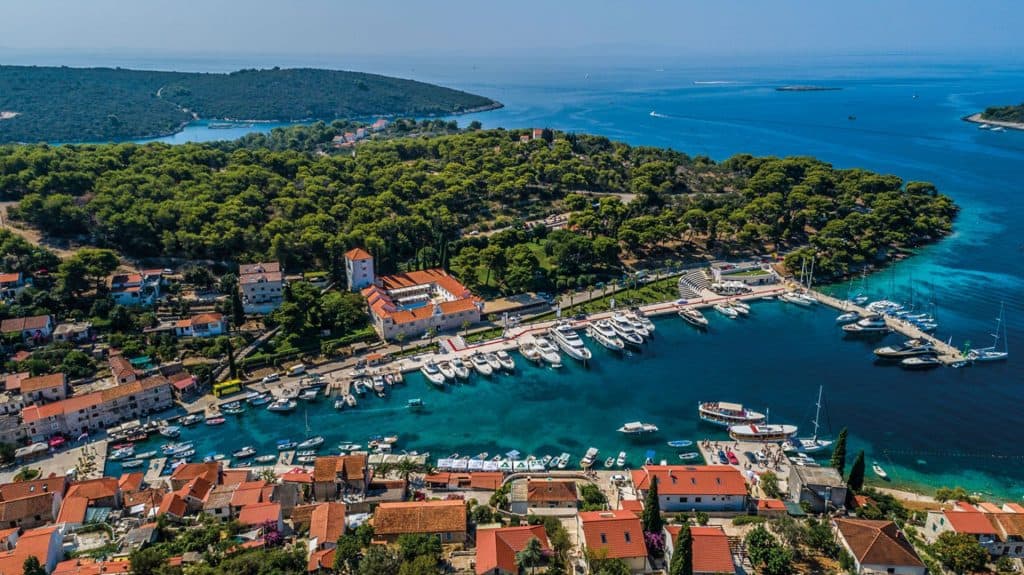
[729, 423, 799, 442]
[254, 455, 277, 464]
[470, 354, 494, 376]
[519, 340, 542, 362]
[836, 311, 860, 324]
[180, 413, 203, 426]
[842, 315, 890, 334]
[874, 339, 937, 359]
[420, 362, 448, 386]
[581, 447, 599, 467]
[496, 350, 517, 371]
[616, 451, 627, 467]
[267, 398, 297, 412]
[783, 386, 834, 453]
[534, 337, 563, 366]
[437, 361, 457, 381]
[205, 417, 226, 426]
[666, 440, 693, 448]
[298, 436, 325, 450]
[618, 421, 659, 434]
[484, 352, 503, 372]
[276, 440, 297, 451]
[900, 356, 942, 370]
[587, 321, 626, 351]
[968, 303, 1009, 363]
[713, 303, 739, 319]
[872, 462, 889, 480]
[678, 307, 709, 329]
[610, 314, 646, 344]
[549, 323, 593, 362]
[232, 446, 256, 459]
[451, 358, 471, 379]
[698, 402, 766, 427]
[780, 292, 812, 306]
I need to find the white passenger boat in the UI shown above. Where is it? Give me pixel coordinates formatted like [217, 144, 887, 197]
[420, 362, 447, 386]
[267, 398, 297, 412]
[470, 353, 494, 376]
[496, 350, 516, 371]
[549, 323, 593, 362]
[437, 361, 457, 381]
[698, 402, 766, 426]
[678, 307, 709, 329]
[618, 421, 659, 434]
[610, 313, 646, 343]
[587, 321, 625, 351]
[534, 337, 563, 366]
[729, 423, 798, 442]
[714, 303, 739, 319]
[519, 341, 543, 362]
[451, 357, 471, 379]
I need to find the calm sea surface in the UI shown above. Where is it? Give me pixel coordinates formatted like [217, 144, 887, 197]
[64, 55, 1021, 500]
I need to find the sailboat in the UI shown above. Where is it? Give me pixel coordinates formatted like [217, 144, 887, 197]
[784, 386, 833, 453]
[968, 302, 1009, 362]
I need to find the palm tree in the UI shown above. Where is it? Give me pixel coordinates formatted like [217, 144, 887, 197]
[394, 458, 424, 497]
[516, 537, 544, 574]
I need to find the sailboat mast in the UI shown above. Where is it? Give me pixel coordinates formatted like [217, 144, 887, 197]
[812, 385, 823, 440]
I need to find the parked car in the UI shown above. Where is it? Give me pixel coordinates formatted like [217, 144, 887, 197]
[261, 373, 280, 384]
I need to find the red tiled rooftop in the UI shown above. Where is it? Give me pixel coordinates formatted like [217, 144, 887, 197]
[666, 525, 736, 574]
[66, 477, 119, 502]
[579, 510, 647, 559]
[344, 248, 373, 261]
[53, 558, 132, 575]
[372, 500, 466, 536]
[476, 525, 550, 575]
[19, 373, 65, 393]
[0, 315, 50, 333]
[943, 510, 997, 534]
[0, 476, 65, 500]
[631, 466, 747, 496]
[4, 372, 29, 392]
[310, 502, 346, 546]
[757, 498, 787, 511]
[56, 496, 89, 525]
[238, 502, 281, 527]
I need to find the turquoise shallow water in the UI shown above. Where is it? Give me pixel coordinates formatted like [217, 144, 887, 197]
[69, 54, 1023, 500]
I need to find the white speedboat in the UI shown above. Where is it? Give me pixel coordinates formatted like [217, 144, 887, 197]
[345, 394, 357, 407]
[780, 292, 812, 306]
[299, 389, 319, 401]
[519, 340, 542, 362]
[615, 451, 626, 467]
[611, 313, 646, 342]
[159, 425, 181, 438]
[484, 352, 503, 372]
[978, 123, 991, 129]
[678, 307, 709, 329]
[437, 361, 457, 381]
[420, 362, 447, 386]
[698, 402, 766, 426]
[557, 452, 570, 469]
[470, 353, 494, 376]
[276, 441, 297, 451]
[233, 446, 256, 459]
[451, 357, 471, 379]
[872, 462, 889, 480]
[581, 447, 599, 467]
[549, 323, 593, 362]
[900, 356, 942, 370]
[836, 311, 860, 324]
[298, 436, 325, 450]
[254, 454, 277, 464]
[496, 350, 516, 371]
[587, 321, 625, 351]
[534, 337, 563, 366]
[842, 315, 890, 334]
[267, 398, 297, 412]
[618, 421, 659, 434]
[730, 301, 751, 315]
[714, 303, 739, 319]
[874, 339, 937, 359]
[729, 423, 798, 442]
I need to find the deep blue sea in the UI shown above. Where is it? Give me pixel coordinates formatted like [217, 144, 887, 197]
[43, 53, 1022, 500]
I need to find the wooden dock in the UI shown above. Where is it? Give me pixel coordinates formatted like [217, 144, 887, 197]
[809, 289, 964, 364]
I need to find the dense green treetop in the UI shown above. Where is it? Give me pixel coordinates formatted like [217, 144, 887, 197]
[980, 102, 1024, 123]
[0, 65, 499, 142]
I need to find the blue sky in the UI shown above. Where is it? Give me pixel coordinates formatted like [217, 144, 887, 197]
[1, 0, 1021, 61]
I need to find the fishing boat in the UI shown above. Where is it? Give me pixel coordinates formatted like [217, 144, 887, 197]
[874, 339, 937, 359]
[666, 440, 693, 448]
[679, 452, 700, 461]
[618, 421, 659, 434]
[173, 449, 195, 459]
[610, 314, 646, 344]
[437, 361, 457, 381]
[729, 423, 798, 442]
[968, 302, 1009, 362]
[484, 352, 503, 372]
[581, 447, 599, 467]
[222, 403, 246, 414]
[248, 393, 271, 406]
[470, 354, 494, 376]
[407, 398, 425, 410]
[557, 453, 570, 469]
[451, 358, 471, 379]
[205, 417, 226, 426]
[780, 292, 812, 306]
[784, 386, 834, 453]
[549, 323, 593, 362]
[713, 303, 738, 319]
[297, 450, 318, 457]
[296, 455, 316, 464]
[267, 398, 296, 412]
[180, 413, 203, 426]
[120, 459, 144, 468]
[232, 446, 256, 459]
[519, 340, 542, 362]
[534, 337, 563, 366]
[678, 307, 709, 329]
[161, 441, 193, 456]
[872, 462, 889, 480]
[420, 362, 447, 386]
[698, 402, 766, 426]
[616, 451, 627, 467]
[836, 311, 860, 324]
[587, 321, 626, 351]
[298, 436, 325, 450]
[158, 425, 181, 438]
[842, 315, 890, 334]
[135, 450, 156, 459]
[339, 443, 362, 452]
[109, 447, 135, 461]
[276, 440, 297, 451]
[900, 356, 942, 370]
[254, 455, 277, 464]
[496, 350, 517, 371]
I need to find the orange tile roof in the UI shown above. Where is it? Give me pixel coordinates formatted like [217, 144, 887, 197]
[0, 476, 65, 500]
[620, 499, 644, 515]
[1006, 503, 1024, 514]
[1, 315, 50, 333]
[992, 513, 1024, 538]
[239, 262, 281, 275]
[757, 498, 787, 511]
[20, 401, 65, 424]
[53, 558, 132, 575]
[230, 482, 266, 508]
[666, 526, 736, 574]
[0, 527, 18, 541]
[171, 462, 220, 486]
[476, 525, 550, 575]
[313, 456, 343, 482]
[188, 313, 224, 327]
[238, 502, 281, 527]
[579, 510, 647, 560]
[4, 371, 29, 392]
[469, 472, 504, 491]
[281, 471, 313, 484]
[308, 548, 335, 572]
[20, 373, 65, 394]
[177, 477, 213, 503]
[631, 466, 747, 496]
[310, 503, 346, 546]
[157, 493, 186, 518]
[118, 473, 144, 494]
[108, 355, 136, 381]
[833, 519, 923, 568]
[3, 527, 59, 573]
[526, 480, 577, 503]
[943, 510, 997, 534]
[439, 299, 479, 314]
[56, 496, 89, 525]
[0, 493, 57, 523]
[344, 248, 373, 261]
[66, 477, 119, 502]
[373, 500, 466, 536]
[0, 272, 21, 284]
[220, 469, 251, 485]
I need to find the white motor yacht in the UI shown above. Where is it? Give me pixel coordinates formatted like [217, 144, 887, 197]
[713, 303, 739, 319]
[267, 398, 297, 412]
[836, 311, 860, 324]
[678, 307, 709, 329]
[496, 350, 516, 371]
[484, 352, 503, 372]
[587, 321, 625, 351]
[451, 357, 471, 379]
[730, 301, 751, 315]
[729, 423, 798, 442]
[437, 361, 457, 381]
[779, 292, 812, 306]
[420, 362, 447, 386]
[698, 402, 766, 426]
[518, 340, 543, 362]
[616, 312, 650, 338]
[470, 353, 494, 376]
[608, 316, 644, 346]
[549, 323, 593, 362]
[618, 421, 659, 434]
[842, 315, 890, 334]
[533, 337, 563, 366]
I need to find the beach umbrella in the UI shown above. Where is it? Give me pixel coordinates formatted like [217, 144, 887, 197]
[498, 460, 513, 471]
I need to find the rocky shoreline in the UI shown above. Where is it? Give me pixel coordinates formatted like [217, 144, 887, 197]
[963, 112, 1024, 131]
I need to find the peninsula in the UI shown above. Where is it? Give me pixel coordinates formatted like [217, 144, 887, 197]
[964, 102, 1024, 131]
[0, 65, 501, 143]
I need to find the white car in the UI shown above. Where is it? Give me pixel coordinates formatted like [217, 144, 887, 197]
[261, 373, 280, 384]
[610, 474, 627, 483]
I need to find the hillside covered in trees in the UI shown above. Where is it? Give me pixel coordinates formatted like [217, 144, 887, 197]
[0, 127, 957, 292]
[0, 65, 499, 143]
[980, 102, 1024, 123]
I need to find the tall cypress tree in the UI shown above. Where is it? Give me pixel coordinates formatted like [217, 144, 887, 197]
[848, 450, 866, 492]
[831, 427, 848, 476]
[669, 523, 693, 575]
[642, 475, 663, 534]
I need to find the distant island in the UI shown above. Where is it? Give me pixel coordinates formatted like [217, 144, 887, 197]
[0, 65, 501, 143]
[775, 85, 842, 92]
[964, 102, 1024, 131]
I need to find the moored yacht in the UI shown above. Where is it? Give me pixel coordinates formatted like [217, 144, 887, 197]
[581, 447, 599, 467]
[267, 398, 296, 412]
[874, 339, 937, 359]
[484, 352, 503, 372]
[587, 321, 626, 351]
[451, 358, 471, 379]
[619, 312, 651, 338]
[783, 386, 833, 453]
[549, 323, 593, 362]
[729, 423, 798, 442]
[632, 311, 656, 333]
[900, 356, 942, 370]
[698, 402, 766, 426]
[730, 301, 751, 315]
[836, 311, 860, 324]
[618, 421, 659, 434]
[779, 292, 812, 306]
[678, 307, 709, 329]
[437, 361, 457, 381]
[611, 313, 648, 341]
[842, 315, 890, 334]
[420, 362, 447, 387]
[470, 353, 494, 376]
[518, 340, 542, 362]
[713, 303, 738, 319]
[496, 350, 516, 371]
[534, 337, 563, 366]
[968, 302, 1009, 362]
